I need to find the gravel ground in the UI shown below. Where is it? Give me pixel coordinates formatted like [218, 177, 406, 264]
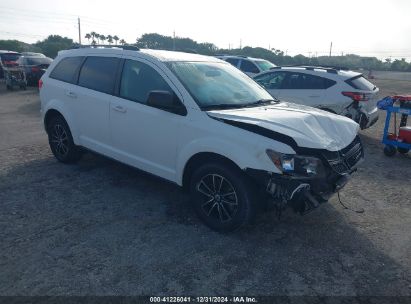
[0, 80, 410, 296]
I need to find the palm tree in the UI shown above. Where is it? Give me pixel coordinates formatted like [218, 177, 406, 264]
[85, 33, 91, 44]
[120, 39, 126, 45]
[113, 35, 119, 45]
[95, 33, 100, 44]
[90, 31, 97, 45]
[100, 35, 106, 44]
[107, 35, 113, 45]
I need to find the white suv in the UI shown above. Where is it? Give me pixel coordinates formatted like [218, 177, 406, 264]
[216, 55, 276, 76]
[253, 66, 379, 129]
[40, 47, 363, 232]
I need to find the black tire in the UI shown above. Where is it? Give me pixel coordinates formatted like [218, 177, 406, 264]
[383, 145, 397, 157]
[47, 115, 82, 163]
[189, 161, 256, 232]
[397, 147, 409, 154]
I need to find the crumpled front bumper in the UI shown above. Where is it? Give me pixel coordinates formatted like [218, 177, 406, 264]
[246, 168, 353, 215]
[245, 136, 364, 215]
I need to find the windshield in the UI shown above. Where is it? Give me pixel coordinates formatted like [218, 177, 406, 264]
[26, 57, 52, 65]
[168, 61, 273, 109]
[254, 60, 275, 71]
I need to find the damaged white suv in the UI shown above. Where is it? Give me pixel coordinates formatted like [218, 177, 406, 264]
[40, 47, 364, 232]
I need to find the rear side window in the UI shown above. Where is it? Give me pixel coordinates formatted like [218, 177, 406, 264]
[0, 53, 21, 62]
[346, 75, 376, 91]
[301, 74, 336, 89]
[240, 60, 259, 74]
[78, 56, 119, 94]
[50, 56, 84, 84]
[225, 58, 240, 67]
[282, 72, 336, 89]
[120, 59, 173, 104]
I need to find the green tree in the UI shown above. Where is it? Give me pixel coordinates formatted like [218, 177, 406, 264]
[120, 39, 126, 45]
[100, 35, 106, 44]
[34, 35, 74, 58]
[113, 35, 119, 45]
[107, 35, 113, 45]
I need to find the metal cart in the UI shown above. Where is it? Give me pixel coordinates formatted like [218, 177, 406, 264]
[382, 95, 411, 156]
[3, 65, 27, 90]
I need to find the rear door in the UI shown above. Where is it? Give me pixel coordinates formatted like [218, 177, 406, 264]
[73, 55, 121, 153]
[279, 72, 328, 107]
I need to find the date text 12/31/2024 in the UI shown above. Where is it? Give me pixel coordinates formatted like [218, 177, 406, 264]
[150, 296, 257, 303]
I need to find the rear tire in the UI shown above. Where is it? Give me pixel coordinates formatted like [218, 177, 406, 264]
[189, 161, 256, 232]
[47, 115, 82, 163]
[384, 145, 397, 157]
[398, 147, 409, 154]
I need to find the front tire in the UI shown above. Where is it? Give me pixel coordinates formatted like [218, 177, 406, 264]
[47, 115, 82, 163]
[189, 161, 256, 232]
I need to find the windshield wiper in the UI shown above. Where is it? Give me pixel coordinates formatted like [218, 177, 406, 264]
[244, 98, 279, 107]
[201, 99, 279, 111]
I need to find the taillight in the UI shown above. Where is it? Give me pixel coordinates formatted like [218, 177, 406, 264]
[38, 79, 43, 89]
[31, 67, 40, 72]
[342, 92, 369, 102]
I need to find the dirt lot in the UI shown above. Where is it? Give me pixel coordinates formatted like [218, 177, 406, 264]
[0, 79, 410, 296]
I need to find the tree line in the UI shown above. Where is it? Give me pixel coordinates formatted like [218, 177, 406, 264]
[0, 32, 410, 72]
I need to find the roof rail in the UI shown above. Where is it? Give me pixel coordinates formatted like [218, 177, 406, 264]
[270, 65, 350, 74]
[70, 44, 140, 51]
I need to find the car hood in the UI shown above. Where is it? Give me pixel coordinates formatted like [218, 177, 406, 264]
[207, 102, 359, 152]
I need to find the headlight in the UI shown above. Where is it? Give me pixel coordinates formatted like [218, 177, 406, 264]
[266, 149, 322, 176]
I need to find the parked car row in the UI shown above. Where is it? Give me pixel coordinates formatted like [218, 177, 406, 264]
[40, 46, 365, 232]
[0, 50, 52, 86]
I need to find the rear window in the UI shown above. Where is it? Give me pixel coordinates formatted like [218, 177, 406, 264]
[346, 75, 376, 91]
[0, 53, 21, 62]
[50, 56, 84, 84]
[26, 57, 53, 65]
[78, 56, 119, 94]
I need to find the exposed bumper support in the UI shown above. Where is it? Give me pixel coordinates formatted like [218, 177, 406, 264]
[245, 168, 352, 215]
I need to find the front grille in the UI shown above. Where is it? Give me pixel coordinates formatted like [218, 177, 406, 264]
[324, 136, 363, 174]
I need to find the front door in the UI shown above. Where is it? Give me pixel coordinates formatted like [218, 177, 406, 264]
[109, 58, 185, 181]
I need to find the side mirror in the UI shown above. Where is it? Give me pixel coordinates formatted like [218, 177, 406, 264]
[147, 90, 187, 115]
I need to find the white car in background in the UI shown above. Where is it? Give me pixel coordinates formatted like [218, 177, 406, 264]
[253, 66, 379, 129]
[216, 55, 276, 76]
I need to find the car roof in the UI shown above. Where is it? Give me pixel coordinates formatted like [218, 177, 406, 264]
[59, 47, 223, 63]
[0, 50, 21, 55]
[218, 55, 268, 61]
[256, 66, 361, 79]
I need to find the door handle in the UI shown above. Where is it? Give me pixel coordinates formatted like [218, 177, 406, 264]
[65, 91, 77, 98]
[112, 105, 127, 113]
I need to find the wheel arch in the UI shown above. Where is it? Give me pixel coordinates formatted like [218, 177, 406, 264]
[181, 152, 243, 191]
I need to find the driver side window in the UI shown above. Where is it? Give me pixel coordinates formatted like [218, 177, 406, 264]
[255, 71, 287, 90]
[120, 59, 173, 104]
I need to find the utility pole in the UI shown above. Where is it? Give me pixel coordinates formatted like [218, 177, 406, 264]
[173, 30, 176, 51]
[78, 17, 81, 45]
[329, 41, 333, 57]
[240, 39, 242, 49]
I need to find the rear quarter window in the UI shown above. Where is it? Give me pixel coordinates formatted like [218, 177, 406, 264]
[78, 56, 120, 94]
[49, 56, 84, 84]
[346, 75, 376, 91]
